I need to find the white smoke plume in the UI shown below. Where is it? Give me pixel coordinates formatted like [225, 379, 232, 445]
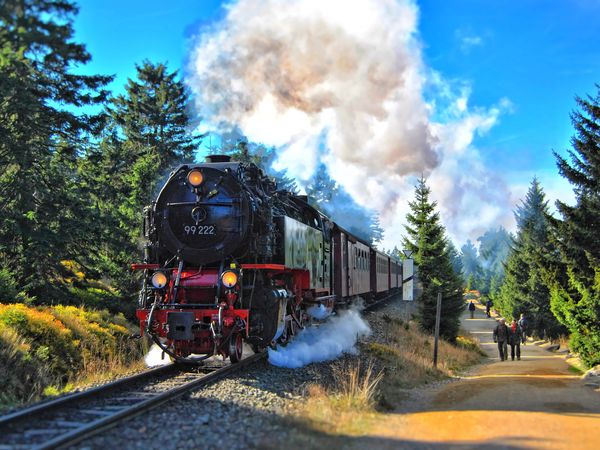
[268, 307, 371, 368]
[144, 343, 171, 367]
[306, 303, 332, 320]
[188, 0, 516, 245]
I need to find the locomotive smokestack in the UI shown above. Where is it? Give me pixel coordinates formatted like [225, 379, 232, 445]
[205, 154, 232, 163]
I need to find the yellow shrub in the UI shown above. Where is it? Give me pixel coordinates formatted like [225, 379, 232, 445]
[0, 303, 146, 411]
[0, 304, 80, 378]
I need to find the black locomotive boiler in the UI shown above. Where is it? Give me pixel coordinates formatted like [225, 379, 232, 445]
[134, 155, 402, 363]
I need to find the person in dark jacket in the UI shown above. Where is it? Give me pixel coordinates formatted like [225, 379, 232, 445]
[508, 319, 524, 360]
[486, 299, 492, 318]
[468, 301, 476, 319]
[518, 313, 528, 345]
[493, 318, 510, 361]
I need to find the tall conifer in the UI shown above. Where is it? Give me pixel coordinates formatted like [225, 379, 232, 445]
[0, 0, 110, 300]
[497, 178, 565, 338]
[84, 61, 200, 293]
[403, 177, 464, 340]
[548, 86, 600, 366]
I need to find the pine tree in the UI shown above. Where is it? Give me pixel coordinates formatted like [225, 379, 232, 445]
[477, 226, 512, 295]
[0, 0, 111, 301]
[369, 213, 385, 247]
[497, 178, 565, 338]
[403, 177, 464, 340]
[306, 163, 339, 212]
[460, 240, 484, 290]
[446, 241, 464, 281]
[548, 86, 600, 366]
[305, 164, 378, 244]
[84, 61, 200, 293]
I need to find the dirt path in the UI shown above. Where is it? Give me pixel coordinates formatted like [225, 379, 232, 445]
[366, 303, 600, 449]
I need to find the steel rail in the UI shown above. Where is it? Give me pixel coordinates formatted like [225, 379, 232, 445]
[0, 352, 265, 450]
[363, 291, 402, 312]
[0, 363, 176, 428]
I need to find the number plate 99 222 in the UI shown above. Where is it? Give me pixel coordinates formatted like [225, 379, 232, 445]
[184, 225, 215, 235]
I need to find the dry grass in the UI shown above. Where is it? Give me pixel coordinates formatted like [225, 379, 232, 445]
[290, 312, 484, 438]
[294, 361, 383, 435]
[367, 316, 483, 408]
[332, 361, 384, 410]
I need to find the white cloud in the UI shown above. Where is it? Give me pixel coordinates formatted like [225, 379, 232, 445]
[455, 29, 484, 53]
[188, 0, 523, 249]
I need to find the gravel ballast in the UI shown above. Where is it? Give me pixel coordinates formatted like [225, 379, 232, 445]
[72, 297, 411, 450]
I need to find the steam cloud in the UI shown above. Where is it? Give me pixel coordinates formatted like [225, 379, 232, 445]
[306, 303, 332, 320]
[188, 0, 516, 245]
[268, 307, 371, 368]
[144, 344, 170, 367]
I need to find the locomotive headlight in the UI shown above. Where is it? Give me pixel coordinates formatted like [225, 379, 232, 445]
[151, 271, 168, 289]
[221, 271, 238, 288]
[187, 170, 203, 187]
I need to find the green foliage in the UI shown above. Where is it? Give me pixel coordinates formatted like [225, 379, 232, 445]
[0, 303, 145, 408]
[304, 163, 383, 245]
[497, 178, 566, 339]
[460, 240, 483, 287]
[0, 304, 81, 385]
[0, 0, 111, 303]
[547, 86, 600, 367]
[446, 241, 464, 282]
[82, 61, 201, 296]
[402, 177, 464, 341]
[477, 227, 512, 294]
[0, 270, 17, 302]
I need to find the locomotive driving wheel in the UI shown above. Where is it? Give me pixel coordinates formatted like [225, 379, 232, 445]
[229, 332, 243, 363]
[289, 307, 304, 338]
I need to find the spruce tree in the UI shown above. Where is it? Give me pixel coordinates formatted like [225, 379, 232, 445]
[497, 178, 565, 338]
[305, 164, 379, 244]
[369, 214, 385, 247]
[0, 0, 111, 301]
[447, 241, 464, 281]
[460, 240, 484, 290]
[548, 86, 600, 366]
[84, 61, 200, 293]
[477, 226, 512, 295]
[403, 177, 464, 341]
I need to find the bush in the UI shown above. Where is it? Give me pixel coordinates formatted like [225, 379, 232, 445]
[0, 269, 32, 304]
[0, 269, 19, 302]
[68, 287, 136, 319]
[0, 304, 80, 380]
[0, 303, 145, 409]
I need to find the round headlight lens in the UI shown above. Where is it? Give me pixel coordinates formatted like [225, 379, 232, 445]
[151, 271, 168, 289]
[221, 271, 238, 288]
[187, 170, 203, 187]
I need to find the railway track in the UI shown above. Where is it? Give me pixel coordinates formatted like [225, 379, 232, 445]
[363, 291, 402, 312]
[0, 352, 265, 450]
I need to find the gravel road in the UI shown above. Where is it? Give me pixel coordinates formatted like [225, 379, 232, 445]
[364, 303, 600, 450]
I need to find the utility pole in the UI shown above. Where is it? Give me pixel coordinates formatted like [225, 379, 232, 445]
[433, 290, 442, 367]
[402, 249, 414, 324]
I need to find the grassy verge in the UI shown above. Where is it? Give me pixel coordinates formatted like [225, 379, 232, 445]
[289, 312, 484, 439]
[0, 303, 147, 411]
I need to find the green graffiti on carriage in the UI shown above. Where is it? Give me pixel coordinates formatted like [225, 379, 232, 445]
[283, 217, 326, 289]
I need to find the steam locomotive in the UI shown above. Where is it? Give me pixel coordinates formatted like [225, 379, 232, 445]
[134, 155, 403, 363]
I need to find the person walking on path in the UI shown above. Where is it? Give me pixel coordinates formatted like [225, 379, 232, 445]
[486, 299, 492, 318]
[493, 318, 510, 361]
[468, 301, 476, 319]
[518, 313, 528, 345]
[508, 319, 524, 360]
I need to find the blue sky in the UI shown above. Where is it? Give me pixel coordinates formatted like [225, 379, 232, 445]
[73, 0, 599, 243]
[419, 0, 600, 174]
